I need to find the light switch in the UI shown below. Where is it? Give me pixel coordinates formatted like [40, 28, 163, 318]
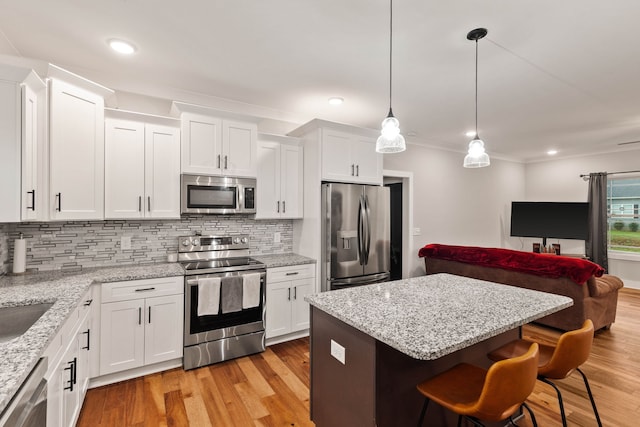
[330, 339, 346, 364]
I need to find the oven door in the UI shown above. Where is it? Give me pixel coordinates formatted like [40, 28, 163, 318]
[184, 269, 266, 346]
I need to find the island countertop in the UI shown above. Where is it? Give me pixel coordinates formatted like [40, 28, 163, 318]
[305, 273, 573, 360]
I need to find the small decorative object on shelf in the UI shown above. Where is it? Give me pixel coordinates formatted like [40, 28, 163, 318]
[533, 243, 541, 253]
[552, 243, 561, 255]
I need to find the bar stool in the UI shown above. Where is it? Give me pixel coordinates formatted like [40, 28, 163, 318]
[487, 319, 601, 427]
[416, 343, 539, 427]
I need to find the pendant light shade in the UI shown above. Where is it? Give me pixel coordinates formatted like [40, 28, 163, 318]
[463, 28, 490, 168]
[376, 0, 406, 153]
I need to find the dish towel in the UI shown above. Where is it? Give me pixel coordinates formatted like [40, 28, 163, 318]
[242, 273, 261, 309]
[221, 276, 243, 313]
[197, 277, 221, 316]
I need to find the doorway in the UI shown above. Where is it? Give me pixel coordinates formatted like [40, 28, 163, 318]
[386, 182, 403, 280]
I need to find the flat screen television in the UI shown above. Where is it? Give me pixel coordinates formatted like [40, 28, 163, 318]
[510, 201, 590, 246]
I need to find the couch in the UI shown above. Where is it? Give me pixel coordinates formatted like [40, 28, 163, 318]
[418, 244, 624, 331]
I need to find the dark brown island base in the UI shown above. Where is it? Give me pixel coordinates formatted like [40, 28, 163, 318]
[305, 274, 572, 427]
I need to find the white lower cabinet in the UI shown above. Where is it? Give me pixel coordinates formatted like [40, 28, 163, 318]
[265, 264, 315, 340]
[45, 289, 94, 427]
[99, 277, 183, 376]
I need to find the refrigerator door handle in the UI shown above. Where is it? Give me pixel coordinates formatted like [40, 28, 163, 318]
[358, 195, 366, 266]
[364, 195, 371, 264]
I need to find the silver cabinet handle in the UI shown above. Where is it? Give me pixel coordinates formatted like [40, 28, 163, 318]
[224, 155, 228, 169]
[148, 306, 151, 324]
[147, 196, 151, 212]
[217, 154, 221, 168]
[293, 286, 297, 299]
[56, 192, 62, 212]
[356, 165, 359, 177]
[138, 196, 142, 212]
[285, 272, 299, 276]
[287, 288, 291, 301]
[283, 200, 286, 213]
[84, 299, 93, 306]
[135, 287, 156, 292]
[277, 201, 280, 213]
[351, 164, 355, 176]
[138, 307, 142, 325]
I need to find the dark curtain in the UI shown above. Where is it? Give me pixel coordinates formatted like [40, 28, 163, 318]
[586, 172, 608, 271]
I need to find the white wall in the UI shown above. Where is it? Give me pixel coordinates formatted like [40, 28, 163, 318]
[383, 144, 526, 277]
[525, 149, 640, 289]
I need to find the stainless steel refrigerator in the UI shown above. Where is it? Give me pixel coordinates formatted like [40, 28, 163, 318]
[321, 183, 390, 291]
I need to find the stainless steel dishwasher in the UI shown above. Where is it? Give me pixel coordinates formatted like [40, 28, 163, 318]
[0, 358, 47, 427]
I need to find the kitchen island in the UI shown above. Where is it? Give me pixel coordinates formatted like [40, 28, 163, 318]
[305, 273, 573, 427]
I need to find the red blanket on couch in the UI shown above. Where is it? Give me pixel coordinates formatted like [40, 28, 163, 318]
[418, 244, 605, 285]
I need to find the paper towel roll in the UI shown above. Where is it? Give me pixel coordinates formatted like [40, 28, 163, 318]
[12, 238, 26, 274]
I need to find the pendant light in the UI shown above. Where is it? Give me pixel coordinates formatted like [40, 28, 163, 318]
[463, 28, 490, 168]
[376, 0, 406, 153]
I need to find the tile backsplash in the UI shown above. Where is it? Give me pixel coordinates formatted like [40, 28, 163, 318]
[2, 216, 292, 274]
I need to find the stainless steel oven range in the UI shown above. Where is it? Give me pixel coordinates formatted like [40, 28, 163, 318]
[179, 234, 266, 370]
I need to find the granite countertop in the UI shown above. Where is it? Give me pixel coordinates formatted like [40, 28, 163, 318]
[305, 273, 573, 360]
[253, 253, 316, 268]
[0, 262, 185, 416]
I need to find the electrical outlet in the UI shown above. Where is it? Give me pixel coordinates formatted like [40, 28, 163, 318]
[121, 236, 132, 250]
[330, 339, 346, 364]
[274, 232, 281, 243]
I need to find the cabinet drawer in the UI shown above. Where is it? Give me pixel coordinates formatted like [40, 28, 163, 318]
[268, 264, 315, 283]
[101, 276, 183, 303]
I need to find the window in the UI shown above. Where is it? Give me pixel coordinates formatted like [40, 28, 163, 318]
[607, 177, 640, 253]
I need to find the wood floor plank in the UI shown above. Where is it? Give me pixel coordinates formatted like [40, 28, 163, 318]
[78, 288, 640, 427]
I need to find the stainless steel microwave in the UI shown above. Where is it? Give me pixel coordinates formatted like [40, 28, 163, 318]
[181, 174, 256, 215]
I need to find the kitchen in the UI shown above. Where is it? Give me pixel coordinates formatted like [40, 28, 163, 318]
[0, 54, 399, 425]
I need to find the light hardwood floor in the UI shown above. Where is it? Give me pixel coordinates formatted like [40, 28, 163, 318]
[78, 288, 640, 427]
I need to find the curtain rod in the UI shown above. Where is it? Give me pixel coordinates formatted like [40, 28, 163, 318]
[579, 170, 640, 178]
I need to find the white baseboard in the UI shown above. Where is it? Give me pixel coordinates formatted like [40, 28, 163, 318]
[88, 358, 183, 388]
[266, 330, 309, 347]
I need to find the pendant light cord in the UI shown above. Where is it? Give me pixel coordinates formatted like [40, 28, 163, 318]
[475, 38, 478, 136]
[389, 0, 393, 113]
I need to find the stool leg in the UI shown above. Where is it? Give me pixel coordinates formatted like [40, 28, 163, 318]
[539, 377, 568, 427]
[522, 402, 538, 427]
[576, 368, 603, 427]
[417, 398, 429, 427]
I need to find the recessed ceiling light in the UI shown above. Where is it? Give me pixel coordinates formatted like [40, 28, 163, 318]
[109, 39, 136, 55]
[328, 97, 344, 105]
[465, 130, 476, 137]
[547, 149, 558, 155]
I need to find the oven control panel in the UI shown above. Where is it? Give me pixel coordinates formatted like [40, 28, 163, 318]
[179, 235, 250, 252]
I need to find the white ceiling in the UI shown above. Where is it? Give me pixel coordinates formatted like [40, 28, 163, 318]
[2, 0, 640, 162]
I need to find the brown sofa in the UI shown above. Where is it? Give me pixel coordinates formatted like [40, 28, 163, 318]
[419, 245, 624, 331]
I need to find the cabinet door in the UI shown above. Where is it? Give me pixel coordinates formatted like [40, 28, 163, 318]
[281, 144, 303, 219]
[256, 140, 281, 218]
[265, 281, 293, 339]
[321, 129, 355, 182]
[145, 124, 180, 218]
[290, 278, 314, 332]
[49, 78, 104, 220]
[181, 113, 222, 174]
[222, 119, 257, 177]
[104, 119, 145, 219]
[60, 339, 80, 427]
[0, 80, 20, 223]
[21, 84, 39, 221]
[76, 313, 92, 398]
[351, 135, 382, 185]
[144, 294, 184, 365]
[100, 299, 145, 375]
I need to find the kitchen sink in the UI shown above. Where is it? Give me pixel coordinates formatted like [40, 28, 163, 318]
[0, 303, 54, 344]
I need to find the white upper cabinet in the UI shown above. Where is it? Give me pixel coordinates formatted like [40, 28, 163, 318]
[0, 65, 46, 223]
[104, 113, 180, 219]
[288, 119, 383, 186]
[172, 102, 259, 177]
[256, 135, 303, 219]
[49, 74, 111, 220]
[321, 128, 382, 185]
